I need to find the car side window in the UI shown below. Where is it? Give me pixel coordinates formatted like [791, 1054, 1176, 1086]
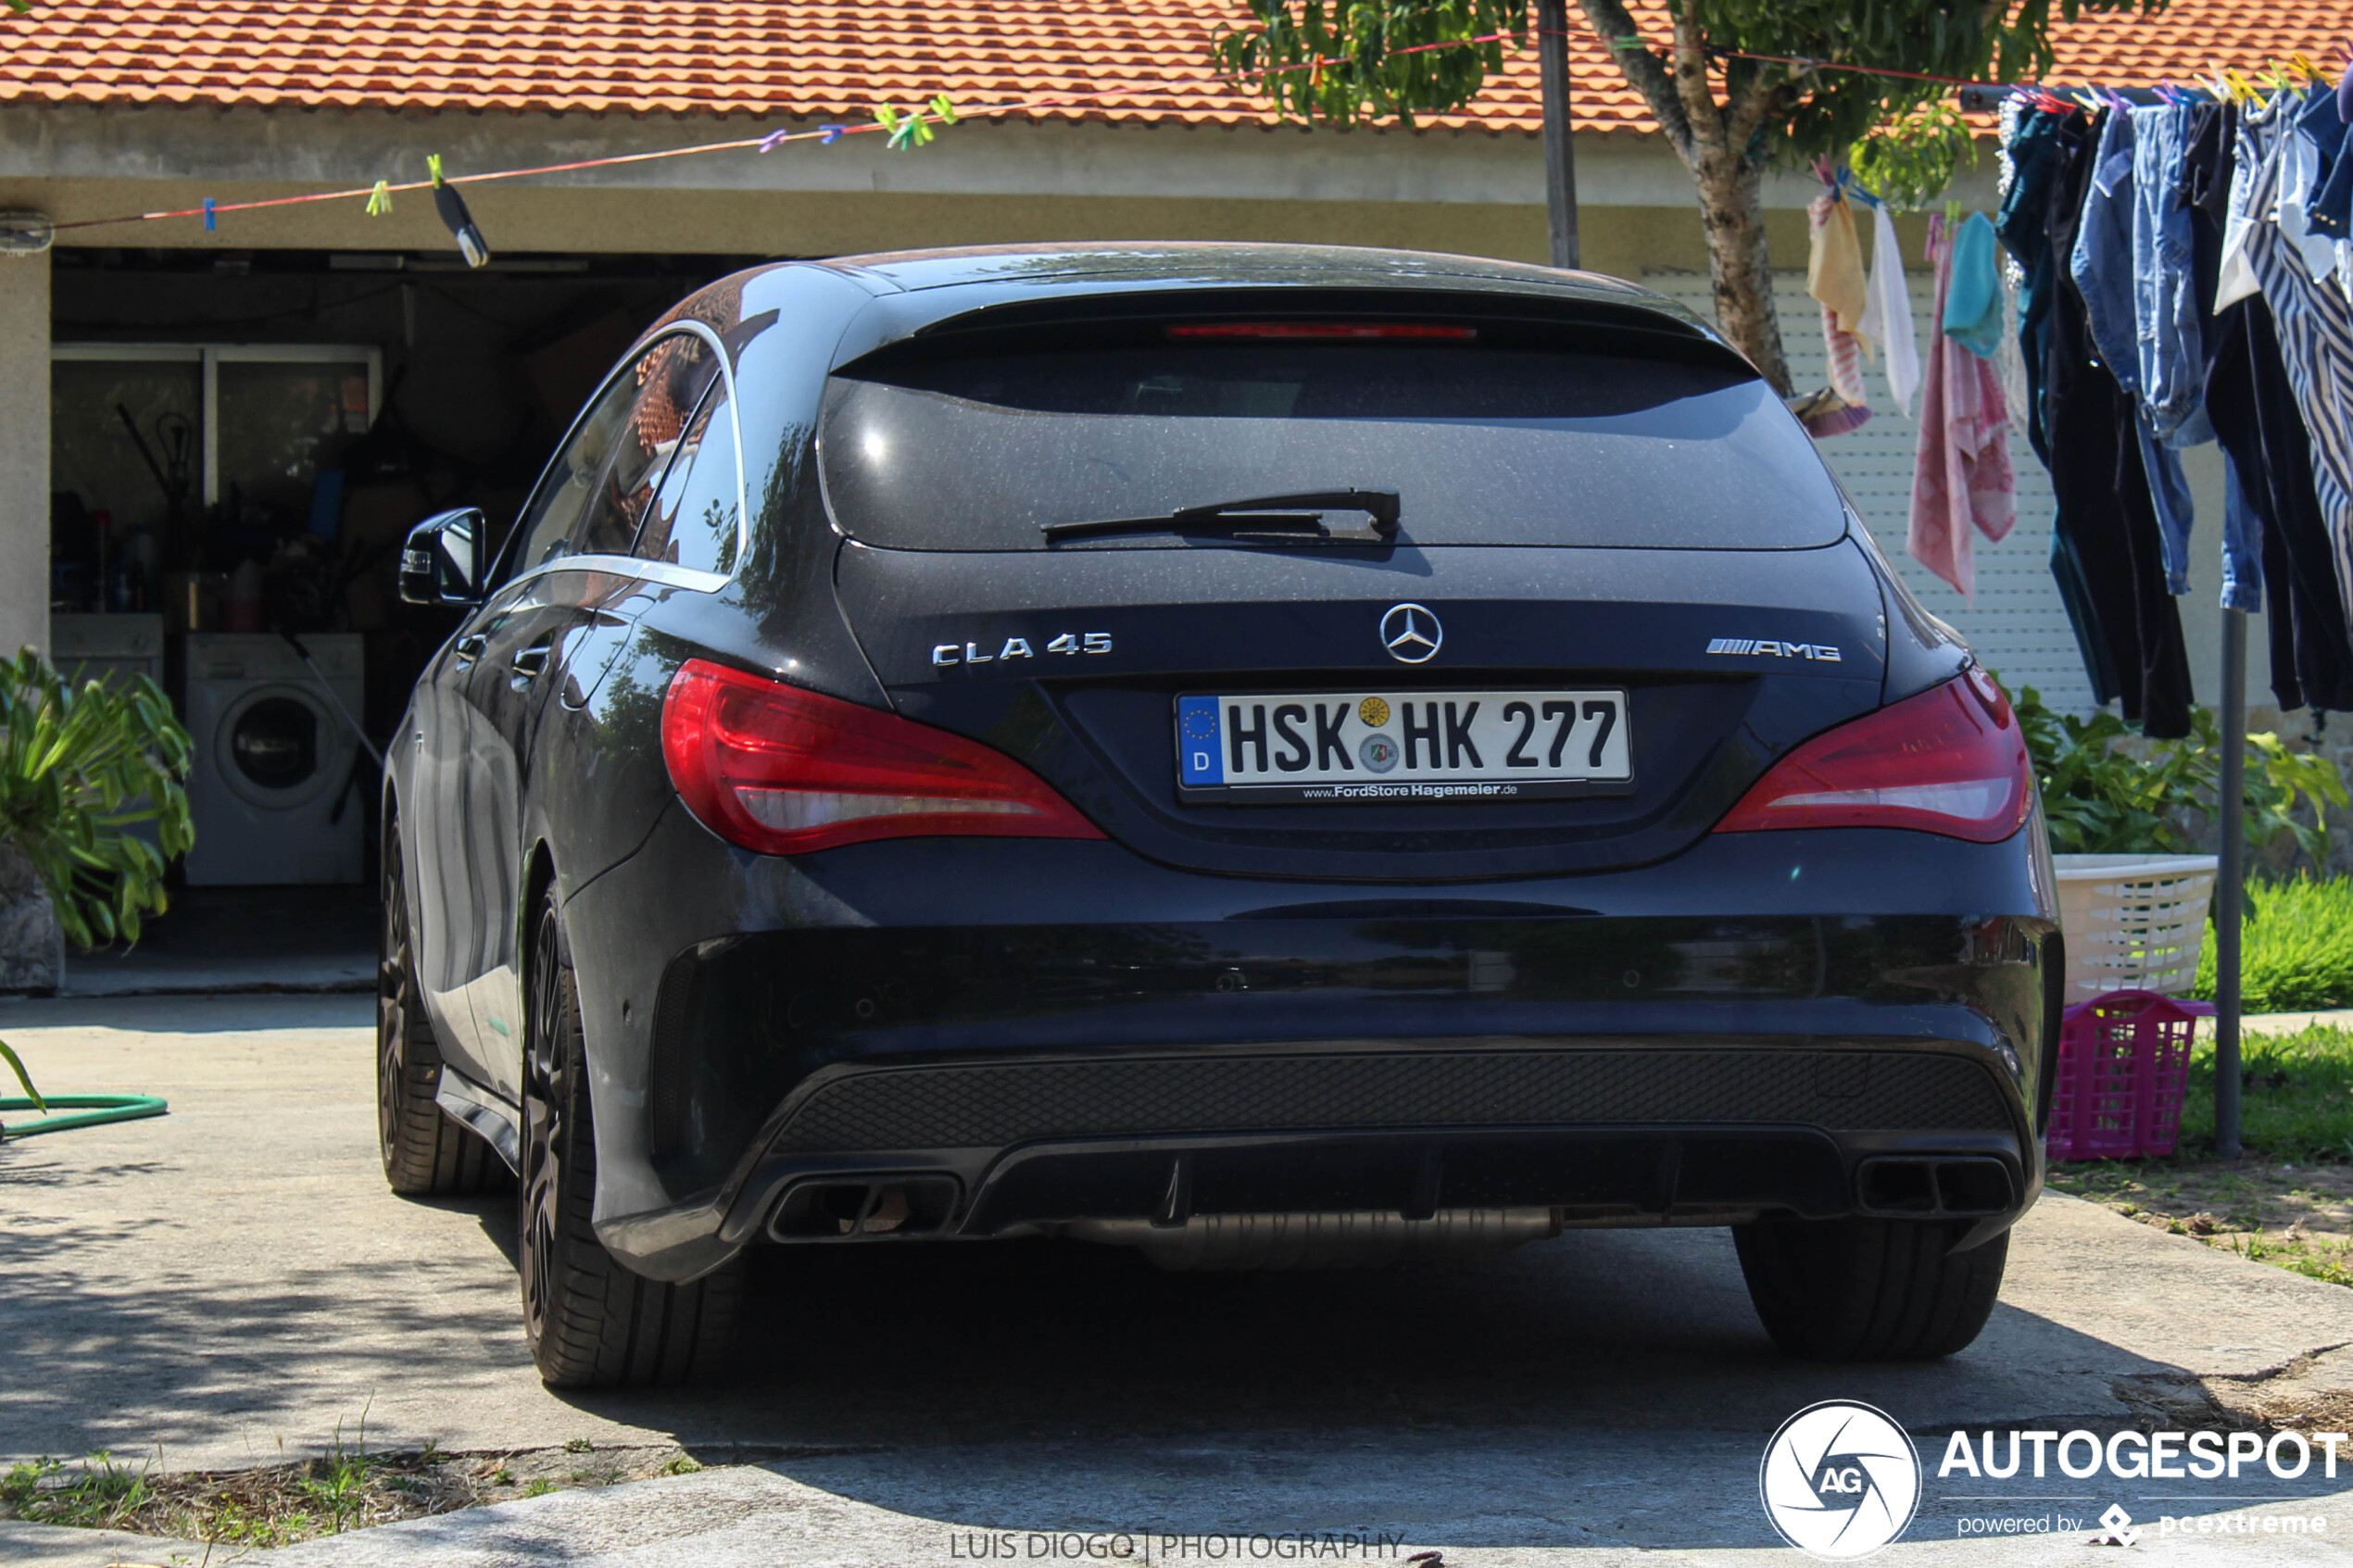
[633, 371, 740, 576]
[574, 332, 724, 558]
[505, 348, 648, 580]
[502, 331, 724, 582]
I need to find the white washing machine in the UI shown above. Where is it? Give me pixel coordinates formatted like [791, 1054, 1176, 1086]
[180, 633, 367, 885]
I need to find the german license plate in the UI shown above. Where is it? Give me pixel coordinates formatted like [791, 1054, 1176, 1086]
[1175, 689, 1632, 804]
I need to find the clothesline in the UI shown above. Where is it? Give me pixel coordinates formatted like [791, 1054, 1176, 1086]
[35, 19, 2350, 241]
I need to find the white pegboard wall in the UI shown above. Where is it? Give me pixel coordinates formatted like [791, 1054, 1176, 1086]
[1645, 270, 2096, 715]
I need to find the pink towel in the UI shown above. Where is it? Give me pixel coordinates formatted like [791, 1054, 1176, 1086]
[1908, 216, 2016, 600]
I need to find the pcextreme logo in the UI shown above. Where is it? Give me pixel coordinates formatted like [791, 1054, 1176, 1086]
[1759, 1400, 1922, 1560]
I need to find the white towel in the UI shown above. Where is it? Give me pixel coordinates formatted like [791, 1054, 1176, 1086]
[1856, 201, 1921, 417]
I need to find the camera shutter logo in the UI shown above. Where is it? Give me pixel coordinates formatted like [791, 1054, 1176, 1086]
[1758, 1400, 1921, 1560]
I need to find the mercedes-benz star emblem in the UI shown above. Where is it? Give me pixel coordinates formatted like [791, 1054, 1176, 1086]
[1380, 602, 1442, 664]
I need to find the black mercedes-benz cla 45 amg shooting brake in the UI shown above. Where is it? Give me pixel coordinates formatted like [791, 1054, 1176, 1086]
[379, 244, 2058, 1388]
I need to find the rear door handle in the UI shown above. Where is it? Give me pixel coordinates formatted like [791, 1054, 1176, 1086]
[507, 639, 553, 688]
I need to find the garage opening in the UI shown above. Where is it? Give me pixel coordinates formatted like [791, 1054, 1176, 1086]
[47, 245, 773, 985]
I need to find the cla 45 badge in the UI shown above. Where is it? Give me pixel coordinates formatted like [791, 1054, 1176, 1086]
[934, 632, 1113, 667]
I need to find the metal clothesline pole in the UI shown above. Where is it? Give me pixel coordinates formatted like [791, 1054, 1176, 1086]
[1956, 76, 2247, 1157]
[2217, 611, 2247, 1157]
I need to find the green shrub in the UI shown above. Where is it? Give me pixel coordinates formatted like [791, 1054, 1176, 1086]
[2008, 683, 2347, 863]
[2191, 875, 2353, 1013]
[0, 647, 195, 1105]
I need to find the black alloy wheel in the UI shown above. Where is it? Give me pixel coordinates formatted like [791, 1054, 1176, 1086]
[518, 890, 740, 1388]
[377, 820, 502, 1196]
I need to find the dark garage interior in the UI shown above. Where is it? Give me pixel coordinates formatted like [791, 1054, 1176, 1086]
[47, 246, 769, 981]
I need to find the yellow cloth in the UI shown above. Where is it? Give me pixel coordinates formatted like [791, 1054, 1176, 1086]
[1807, 192, 1872, 354]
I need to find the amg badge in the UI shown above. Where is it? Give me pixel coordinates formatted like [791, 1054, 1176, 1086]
[1706, 637, 1842, 662]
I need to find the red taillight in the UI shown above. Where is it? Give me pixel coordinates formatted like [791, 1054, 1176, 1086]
[1713, 669, 2034, 843]
[1164, 322, 1478, 340]
[661, 659, 1103, 855]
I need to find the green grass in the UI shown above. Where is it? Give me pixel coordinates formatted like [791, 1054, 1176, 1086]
[2192, 875, 2353, 1013]
[2221, 1229, 2353, 1286]
[0, 1452, 154, 1533]
[2172, 1023, 2353, 1160]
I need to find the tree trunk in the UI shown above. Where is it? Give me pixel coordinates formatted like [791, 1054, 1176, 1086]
[1692, 146, 1791, 396]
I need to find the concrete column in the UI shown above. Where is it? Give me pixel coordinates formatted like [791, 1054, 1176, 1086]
[0, 245, 56, 991]
[0, 245, 45, 661]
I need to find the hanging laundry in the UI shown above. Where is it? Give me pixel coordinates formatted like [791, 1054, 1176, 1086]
[2130, 103, 2214, 444]
[2233, 92, 2353, 641]
[1807, 190, 1872, 408]
[2071, 106, 2200, 598]
[1996, 259, 2032, 440]
[1909, 214, 2017, 600]
[2044, 108, 2193, 738]
[2183, 101, 2271, 619]
[1942, 211, 2007, 357]
[1998, 100, 2120, 706]
[1856, 201, 1919, 415]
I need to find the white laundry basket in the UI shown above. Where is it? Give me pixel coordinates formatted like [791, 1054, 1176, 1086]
[2051, 853, 2218, 1001]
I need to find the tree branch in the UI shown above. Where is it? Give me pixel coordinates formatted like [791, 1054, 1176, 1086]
[1667, 6, 1725, 152]
[1723, 57, 1786, 152]
[1573, 0, 1692, 156]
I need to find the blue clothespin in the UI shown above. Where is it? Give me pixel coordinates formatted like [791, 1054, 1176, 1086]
[758, 127, 792, 153]
[818, 123, 849, 145]
[202, 197, 216, 232]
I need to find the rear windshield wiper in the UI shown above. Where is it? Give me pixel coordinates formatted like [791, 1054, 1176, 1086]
[1040, 489, 1401, 545]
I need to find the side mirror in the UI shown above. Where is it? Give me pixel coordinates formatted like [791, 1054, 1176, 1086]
[398, 508, 485, 606]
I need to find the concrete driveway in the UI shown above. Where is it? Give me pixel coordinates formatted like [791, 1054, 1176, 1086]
[7, 993, 2353, 1564]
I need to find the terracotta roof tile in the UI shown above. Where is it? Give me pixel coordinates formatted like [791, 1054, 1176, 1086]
[1, 1, 2347, 135]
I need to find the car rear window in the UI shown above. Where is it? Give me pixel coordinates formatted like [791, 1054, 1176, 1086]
[817, 342, 1845, 551]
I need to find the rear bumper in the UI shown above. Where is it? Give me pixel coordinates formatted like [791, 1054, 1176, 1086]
[726, 1038, 2031, 1236]
[563, 810, 2058, 1281]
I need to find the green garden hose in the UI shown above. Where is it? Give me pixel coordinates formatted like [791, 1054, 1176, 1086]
[0, 1095, 169, 1139]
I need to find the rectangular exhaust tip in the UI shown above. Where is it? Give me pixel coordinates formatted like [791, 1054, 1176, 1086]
[1856, 1157, 2015, 1219]
[769, 1176, 959, 1241]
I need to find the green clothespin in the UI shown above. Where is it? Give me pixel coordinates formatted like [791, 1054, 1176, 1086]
[877, 103, 934, 151]
[427, 153, 446, 186]
[365, 180, 393, 217]
[927, 93, 959, 127]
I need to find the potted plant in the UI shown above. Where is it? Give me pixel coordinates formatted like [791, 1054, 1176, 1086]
[0, 647, 195, 1105]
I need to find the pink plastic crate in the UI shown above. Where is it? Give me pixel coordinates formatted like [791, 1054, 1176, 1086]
[2045, 988, 2214, 1161]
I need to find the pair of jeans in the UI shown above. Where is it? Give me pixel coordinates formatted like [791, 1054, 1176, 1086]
[2132, 104, 2213, 444]
[2071, 107, 2201, 596]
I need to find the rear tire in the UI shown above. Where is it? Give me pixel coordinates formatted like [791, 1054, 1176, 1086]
[378, 822, 502, 1197]
[519, 891, 741, 1388]
[1734, 1217, 2007, 1361]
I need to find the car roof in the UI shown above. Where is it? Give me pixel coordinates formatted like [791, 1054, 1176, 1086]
[811, 241, 1711, 334]
[655, 243, 1722, 361]
[816, 241, 1642, 299]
